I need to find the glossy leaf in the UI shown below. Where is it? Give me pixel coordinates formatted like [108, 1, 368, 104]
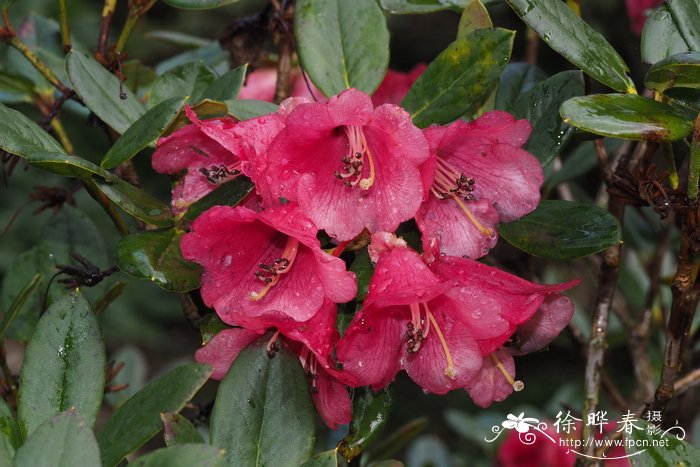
[116, 228, 202, 292]
[93, 281, 128, 316]
[668, 0, 700, 51]
[182, 177, 255, 223]
[641, 4, 690, 64]
[457, 0, 492, 39]
[0, 273, 40, 339]
[560, 94, 693, 142]
[300, 450, 339, 467]
[664, 87, 700, 114]
[210, 337, 315, 467]
[162, 413, 205, 446]
[627, 420, 700, 464]
[360, 418, 427, 465]
[544, 140, 619, 191]
[122, 60, 158, 93]
[349, 249, 372, 301]
[512, 70, 584, 166]
[162, 0, 242, 9]
[14, 411, 101, 467]
[495, 62, 547, 112]
[66, 50, 145, 134]
[198, 64, 247, 102]
[225, 99, 279, 120]
[27, 152, 116, 181]
[93, 178, 173, 228]
[101, 97, 187, 169]
[149, 62, 217, 108]
[18, 292, 105, 436]
[131, 444, 224, 467]
[506, 0, 635, 93]
[295, 0, 390, 96]
[645, 52, 700, 92]
[97, 363, 211, 467]
[338, 388, 392, 462]
[0, 398, 21, 455]
[498, 200, 622, 260]
[104, 346, 148, 409]
[145, 30, 210, 48]
[0, 103, 65, 157]
[402, 28, 514, 127]
[380, 0, 481, 14]
[200, 313, 230, 345]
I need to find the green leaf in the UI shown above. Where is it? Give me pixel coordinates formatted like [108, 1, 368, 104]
[641, 4, 690, 64]
[182, 177, 255, 223]
[162, 0, 242, 9]
[627, 420, 700, 464]
[667, 0, 700, 51]
[505, 0, 635, 93]
[544, 140, 620, 191]
[645, 52, 700, 92]
[199, 64, 247, 102]
[361, 418, 427, 464]
[26, 152, 116, 181]
[18, 292, 105, 437]
[14, 411, 101, 467]
[149, 62, 217, 108]
[131, 444, 224, 467]
[295, 0, 390, 96]
[0, 102, 64, 157]
[200, 313, 231, 345]
[210, 337, 315, 467]
[349, 249, 373, 301]
[97, 363, 211, 467]
[104, 346, 148, 409]
[0, 273, 40, 339]
[664, 87, 700, 114]
[117, 228, 202, 292]
[457, 0, 492, 39]
[0, 398, 21, 454]
[495, 62, 547, 112]
[380, 0, 475, 14]
[512, 70, 584, 166]
[101, 97, 187, 169]
[162, 413, 205, 446]
[93, 178, 173, 228]
[300, 449, 339, 467]
[94, 281, 128, 316]
[560, 94, 693, 142]
[338, 388, 392, 462]
[122, 60, 158, 93]
[402, 28, 514, 127]
[145, 30, 211, 48]
[498, 200, 622, 260]
[66, 50, 146, 134]
[163, 99, 228, 136]
[225, 99, 279, 120]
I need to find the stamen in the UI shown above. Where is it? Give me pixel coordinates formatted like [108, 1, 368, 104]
[423, 303, 456, 379]
[430, 157, 494, 237]
[249, 237, 299, 301]
[488, 352, 524, 391]
[266, 330, 281, 358]
[335, 125, 376, 190]
[199, 161, 242, 184]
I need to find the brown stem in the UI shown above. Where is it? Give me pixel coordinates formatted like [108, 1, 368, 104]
[272, 0, 295, 103]
[97, 0, 117, 60]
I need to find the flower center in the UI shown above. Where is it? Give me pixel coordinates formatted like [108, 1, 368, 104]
[334, 125, 376, 190]
[431, 157, 494, 238]
[488, 352, 524, 392]
[199, 161, 242, 184]
[407, 302, 456, 379]
[249, 237, 299, 301]
[299, 346, 320, 393]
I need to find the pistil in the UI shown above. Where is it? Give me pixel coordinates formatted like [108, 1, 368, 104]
[489, 352, 525, 392]
[249, 237, 300, 301]
[335, 125, 376, 190]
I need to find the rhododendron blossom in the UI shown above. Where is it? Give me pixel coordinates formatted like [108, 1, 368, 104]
[180, 205, 357, 329]
[336, 233, 576, 406]
[371, 63, 426, 106]
[626, 0, 663, 35]
[264, 88, 430, 240]
[196, 300, 352, 429]
[152, 107, 243, 213]
[417, 111, 542, 259]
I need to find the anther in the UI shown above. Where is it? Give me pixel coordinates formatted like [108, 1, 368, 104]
[489, 352, 524, 392]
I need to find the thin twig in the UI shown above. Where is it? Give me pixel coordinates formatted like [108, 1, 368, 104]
[58, 0, 71, 53]
[272, 0, 295, 103]
[97, 0, 117, 60]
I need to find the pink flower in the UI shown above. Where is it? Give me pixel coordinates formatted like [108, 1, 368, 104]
[371, 63, 426, 106]
[416, 111, 542, 259]
[238, 67, 324, 103]
[335, 233, 576, 405]
[196, 300, 352, 429]
[152, 107, 243, 213]
[180, 205, 357, 328]
[626, 0, 663, 35]
[264, 89, 430, 241]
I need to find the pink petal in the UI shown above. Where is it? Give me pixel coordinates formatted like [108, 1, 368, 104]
[371, 63, 427, 106]
[238, 68, 278, 102]
[334, 305, 404, 391]
[401, 305, 481, 394]
[194, 328, 262, 379]
[416, 196, 499, 259]
[464, 348, 515, 407]
[510, 294, 575, 355]
[312, 366, 351, 429]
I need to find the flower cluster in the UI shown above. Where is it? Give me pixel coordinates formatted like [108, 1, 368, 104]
[153, 69, 578, 428]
